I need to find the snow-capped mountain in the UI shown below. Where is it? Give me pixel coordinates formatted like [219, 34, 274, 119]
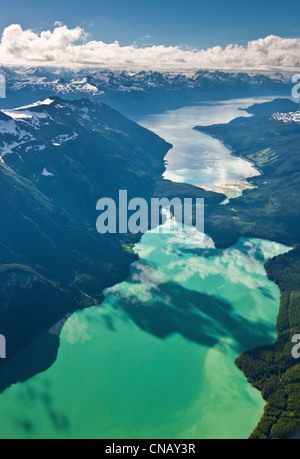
[3, 67, 289, 93]
[0, 67, 292, 116]
[0, 96, 171, 359]
[0, 96, 170, 174]
[0, 97, 99, 166]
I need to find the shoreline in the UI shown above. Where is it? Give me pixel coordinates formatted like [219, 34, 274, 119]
[194, 180, 256, 199]
[0, 96, 291, 439]
[194, 127, 264, 176]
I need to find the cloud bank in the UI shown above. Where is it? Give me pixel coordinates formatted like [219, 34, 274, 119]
[1, 24, 300, 71]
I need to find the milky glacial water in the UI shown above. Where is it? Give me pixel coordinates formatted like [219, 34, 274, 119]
[139, 98, 272, 187]
[0, 223, 289, 439]
[0, 97, 288, 439]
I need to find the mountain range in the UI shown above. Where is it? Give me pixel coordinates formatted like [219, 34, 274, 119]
[0, 68, 292, 116]
[0, 88, 299, 438]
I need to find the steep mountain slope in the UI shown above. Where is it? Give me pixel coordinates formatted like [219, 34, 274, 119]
[0, 97, 171, 361]
[195, 104, 300, 439]
[0, 68, 292, 116]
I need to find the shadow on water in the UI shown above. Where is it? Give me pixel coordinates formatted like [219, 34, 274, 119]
[108, 282, 276, 354]
[257, 286, 277, 300]
[0, 330, 60, 396]
[12, 379, 71, 436]
[0, 314, 73, 397]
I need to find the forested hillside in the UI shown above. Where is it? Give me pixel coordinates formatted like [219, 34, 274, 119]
[195, 101, 300, 438]
[0, 97, 172, 361]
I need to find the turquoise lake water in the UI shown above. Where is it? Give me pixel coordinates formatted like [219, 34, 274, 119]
[0, 97, 289, 439]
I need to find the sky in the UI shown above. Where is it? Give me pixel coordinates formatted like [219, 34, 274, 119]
[0, 0, 300, 71]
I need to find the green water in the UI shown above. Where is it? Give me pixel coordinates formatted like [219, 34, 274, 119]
[0, 98, 290, 439]
[0, 222, 289, 439]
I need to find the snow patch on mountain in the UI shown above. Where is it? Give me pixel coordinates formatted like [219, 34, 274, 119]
[0, 98, 99, 166]
[1, 111, 33, 120]
[52, 132, 78, 146]
[41, 168, 54, 177]
[0, 117, 35, 161]
[0, 119, 20, 135]
[2, 109, 49, 123]
[26, 145, 46, 152]
[0, 135, 33, 161]
[3, 68, 289, 102]
[16, 98, 55, 110]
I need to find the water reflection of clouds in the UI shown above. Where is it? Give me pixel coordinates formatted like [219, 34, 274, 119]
[167, 238, 289, 289]
[140, 100, 271, 189]
[63, 315, 92, 345]
[101, 232, 289, 353]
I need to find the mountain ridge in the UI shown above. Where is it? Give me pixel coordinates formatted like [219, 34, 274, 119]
[0, 96, 172, 363]
[0, 68, 292, 116]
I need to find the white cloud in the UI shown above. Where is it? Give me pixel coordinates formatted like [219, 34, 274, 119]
[0, 24, 300, 71]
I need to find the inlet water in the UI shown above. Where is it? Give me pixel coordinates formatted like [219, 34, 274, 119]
[0, 98, 288, 439]
[139, 98, 271, 190]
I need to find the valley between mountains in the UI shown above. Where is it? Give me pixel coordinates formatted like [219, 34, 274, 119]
[0, 97, 173, 360]
[0, 93, 299, 439]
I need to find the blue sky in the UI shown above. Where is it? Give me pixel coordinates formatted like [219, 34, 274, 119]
[1, 0, 300, 49]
